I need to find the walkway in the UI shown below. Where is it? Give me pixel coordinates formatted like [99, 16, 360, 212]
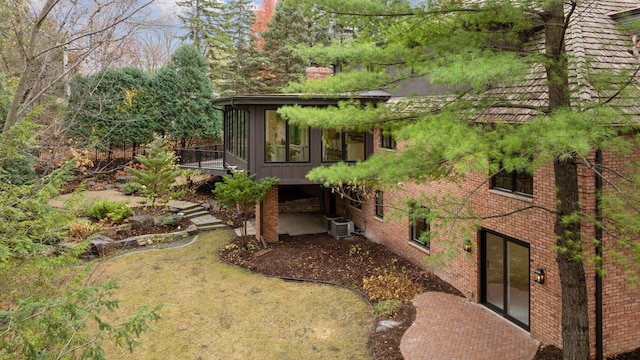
[401, 292, 539, 360]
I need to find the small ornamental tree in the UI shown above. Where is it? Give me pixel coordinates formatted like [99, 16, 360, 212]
[128, 136, 185, 205]
[213, 172, 279, 249]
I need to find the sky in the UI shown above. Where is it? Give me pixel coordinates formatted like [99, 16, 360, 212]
[152, 0, 262, 16]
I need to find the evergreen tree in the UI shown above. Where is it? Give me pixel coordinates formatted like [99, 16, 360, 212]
[0, 121, 161, 358]
[176, 0, 225, 55]
[154, 44, 222, 143]
[262, 2, 319, 91]
[209, 0, 266, 96]
[66, 67, 155, 150]
[129, 136, 185, 205]
[283, 1, 640, 358]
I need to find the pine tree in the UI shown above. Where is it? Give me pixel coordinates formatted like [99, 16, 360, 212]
[129, 136, 185, 205]
[262, 2, 315, 91]
[209, 0, 266, 96]
[176, 0, 224, 55]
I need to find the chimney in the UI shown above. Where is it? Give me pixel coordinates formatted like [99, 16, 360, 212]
[306, 66, 333, 81]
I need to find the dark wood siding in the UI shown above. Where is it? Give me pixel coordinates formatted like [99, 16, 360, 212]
[224, 103, 376, 185]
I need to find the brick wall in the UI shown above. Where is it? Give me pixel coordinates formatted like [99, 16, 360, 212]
[305, 66, 333, 81]
[599, 146, 640, 355]
[256, 185, 279, 243]
[279, 197, 321, 213]
[351, 128, 640, 356]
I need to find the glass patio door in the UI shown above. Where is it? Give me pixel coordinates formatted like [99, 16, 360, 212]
[481, 230, 530, 329]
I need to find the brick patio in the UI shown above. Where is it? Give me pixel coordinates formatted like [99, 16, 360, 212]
[401, 292, 540, 360]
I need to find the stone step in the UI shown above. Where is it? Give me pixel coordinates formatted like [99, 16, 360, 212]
[168, 200, 202, 213]
[190, 214, 223, 227]
[183, 210, 210, 219]
[198, 224, 228, 231]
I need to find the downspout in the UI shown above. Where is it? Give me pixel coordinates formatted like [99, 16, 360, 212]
[595, 149, 603, 360]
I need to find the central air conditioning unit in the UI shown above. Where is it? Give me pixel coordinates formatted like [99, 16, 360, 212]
[330, 218, 354, 239]
[323, 214, 342, 233]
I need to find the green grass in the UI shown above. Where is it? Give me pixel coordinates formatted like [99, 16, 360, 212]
[90, 230, 374, 360]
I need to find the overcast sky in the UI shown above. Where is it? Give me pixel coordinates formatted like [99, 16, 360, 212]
[152, 0, 262, 16]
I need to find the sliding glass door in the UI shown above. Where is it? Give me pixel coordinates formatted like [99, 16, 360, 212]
[481, 230, 530, 329]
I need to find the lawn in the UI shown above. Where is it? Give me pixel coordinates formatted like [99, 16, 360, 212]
[89, 229, 374, 360]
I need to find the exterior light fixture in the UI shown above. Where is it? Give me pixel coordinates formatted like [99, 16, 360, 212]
[534, 268, 546, 284]
[463, 239, 472, 252]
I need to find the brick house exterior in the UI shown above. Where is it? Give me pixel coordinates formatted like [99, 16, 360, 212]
[346, 139, 640, 356]
[339, 2, 640, 356]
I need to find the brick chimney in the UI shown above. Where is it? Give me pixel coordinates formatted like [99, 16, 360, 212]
[306, 66, 333, 81]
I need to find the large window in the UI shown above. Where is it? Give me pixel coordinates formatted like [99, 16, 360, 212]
[410, 207, 430, 250]
[265, 110, 309, 163]
[322, 129, 365, 162]
[225, 109, 248, 160]
[491, 167, 533, 196]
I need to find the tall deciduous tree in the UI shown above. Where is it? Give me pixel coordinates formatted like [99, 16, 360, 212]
[283, 1, 640, 359]
[252, 0, 277, 48]
[1, 0, 157, 134]
[213, 172, 279, 249]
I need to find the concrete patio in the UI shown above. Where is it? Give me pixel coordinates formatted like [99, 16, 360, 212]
[234, 213, 326, 237]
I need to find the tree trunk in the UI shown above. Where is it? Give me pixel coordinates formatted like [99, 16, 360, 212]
[555, 158, 590, 360]
[545, 1, 590, 358]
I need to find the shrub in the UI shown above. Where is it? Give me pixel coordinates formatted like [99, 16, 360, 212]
[373, 299, 401, 318]
[68, 219, 98, 241]
[122, 182, 144, 195]
[154, 214, 181, 226]
[88, 199, 132, 223]
[362, 265, 423, 301]
[3, 156, 36, 185]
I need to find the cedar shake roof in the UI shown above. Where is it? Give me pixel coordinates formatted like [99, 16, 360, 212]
[480, 0, 640, 123]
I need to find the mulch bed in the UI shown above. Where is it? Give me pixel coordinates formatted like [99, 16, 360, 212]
[219, 233, 461, 360]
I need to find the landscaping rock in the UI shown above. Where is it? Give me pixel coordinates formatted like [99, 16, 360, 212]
[91, 235, 116, 257]
[129, 214, 154, 229]
[376, 320, 402, 332]
[116, 175, 132, 183]
[186, 224, 199, 236]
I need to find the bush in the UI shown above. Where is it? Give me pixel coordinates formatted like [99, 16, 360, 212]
[154, 214, 181, 226]
[122, 182, 144, 195]
[372, 299, 401, 317]
[362, 265, 423, 301]
[88, 199, 132, 223]
[68, 219, 98, 241]
[3, 156, 36, 185]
